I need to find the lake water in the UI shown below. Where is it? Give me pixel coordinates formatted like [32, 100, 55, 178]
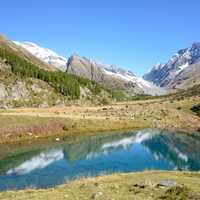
[0, 129, 200, 191]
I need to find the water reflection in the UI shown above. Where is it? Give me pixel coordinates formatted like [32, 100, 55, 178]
[0, 129, 200, 191]
[7, 149, 64, 175]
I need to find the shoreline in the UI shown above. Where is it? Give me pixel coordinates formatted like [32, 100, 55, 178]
[1, 171, 200, 199]
[0, 117, 149, 144]
[0, 96, 200, 144]
[0, 97, 200, 199]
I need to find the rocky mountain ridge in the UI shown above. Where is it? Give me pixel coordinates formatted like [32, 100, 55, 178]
[67, 53, 165, 95]
[0, 38, 112, 108]
[15, 41, 165, 96]
[4, 36, 200, 97]
[143, 43, 200, 89]
[13, 41, 68, 71]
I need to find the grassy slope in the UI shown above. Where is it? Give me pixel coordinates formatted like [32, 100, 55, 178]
[1, 171, 200, 200]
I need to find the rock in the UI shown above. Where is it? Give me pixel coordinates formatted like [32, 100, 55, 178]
[31, 83, 43, 93]
[157, 179, 176, 188]
[0, 105, 8, 109]
[189, 192, 200, 200]
[27, 132, 33, 136]
[129, 187, 141, 194]
[133, 181, 147, 189]
[0, 84, 7, 100]
[92, 191, 103, 199]
[11, 81, 29, 100]
[39, 102, 49, 108]
[159, 185, 189, 199]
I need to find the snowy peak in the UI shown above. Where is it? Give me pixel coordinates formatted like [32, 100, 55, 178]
[14, 40, 164, 95]
[13, 41, 68, 71]
[67, 53, 165, 95]
[104, 64, 135, 76]
[68, 53, 136, 78]
[143, 42, 200, 87]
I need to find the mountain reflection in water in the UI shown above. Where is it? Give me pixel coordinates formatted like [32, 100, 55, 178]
[0, 129, 200, 191]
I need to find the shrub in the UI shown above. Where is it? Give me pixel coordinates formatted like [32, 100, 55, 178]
[191, 104, 200, 116]
[99, 97, 110, 105]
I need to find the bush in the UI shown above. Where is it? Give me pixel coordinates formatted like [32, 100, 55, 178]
[191, 104, 200, 116]
[99, 97, 110, 105]
[111, 90, 126, 101]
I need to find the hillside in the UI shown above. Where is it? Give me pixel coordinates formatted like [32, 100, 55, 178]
[0, 35, 57, 71]
[13, 41, 67, 71]
[14, 40, 165, 96]
[0, 47, 110, 108]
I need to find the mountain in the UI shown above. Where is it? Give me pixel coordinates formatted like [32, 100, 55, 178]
[0, 36, 110, 108]
[66, 54, 165, 95]
[0, 35, 57, 72]
[143, 43, 200, 89]
[13, 41, 164, 96]
[13, 41, 67, 71]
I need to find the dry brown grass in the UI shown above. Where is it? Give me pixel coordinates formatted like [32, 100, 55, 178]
[1, 171, 200, 200]
[0, 96, 200, 143]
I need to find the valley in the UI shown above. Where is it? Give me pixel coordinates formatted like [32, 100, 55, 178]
[0, 34, 200, 200]
[2, 0, 200, 198]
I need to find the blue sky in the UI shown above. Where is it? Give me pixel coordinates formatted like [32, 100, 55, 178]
[1, 0, 200, 76]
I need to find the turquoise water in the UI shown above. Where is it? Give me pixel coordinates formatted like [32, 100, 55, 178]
[0, 129, 200, 191]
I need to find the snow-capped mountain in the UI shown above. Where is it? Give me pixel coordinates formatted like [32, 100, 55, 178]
[67, 54, 165, 95]
[103, 65, 159, 92]
[13, 41, 68, 71]
[14, 40, 164, 95]
[143, 43, 200, 88]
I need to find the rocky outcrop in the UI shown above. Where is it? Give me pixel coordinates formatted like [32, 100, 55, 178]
[0, 60, 65, 108]
[66, 54, 104, 82]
